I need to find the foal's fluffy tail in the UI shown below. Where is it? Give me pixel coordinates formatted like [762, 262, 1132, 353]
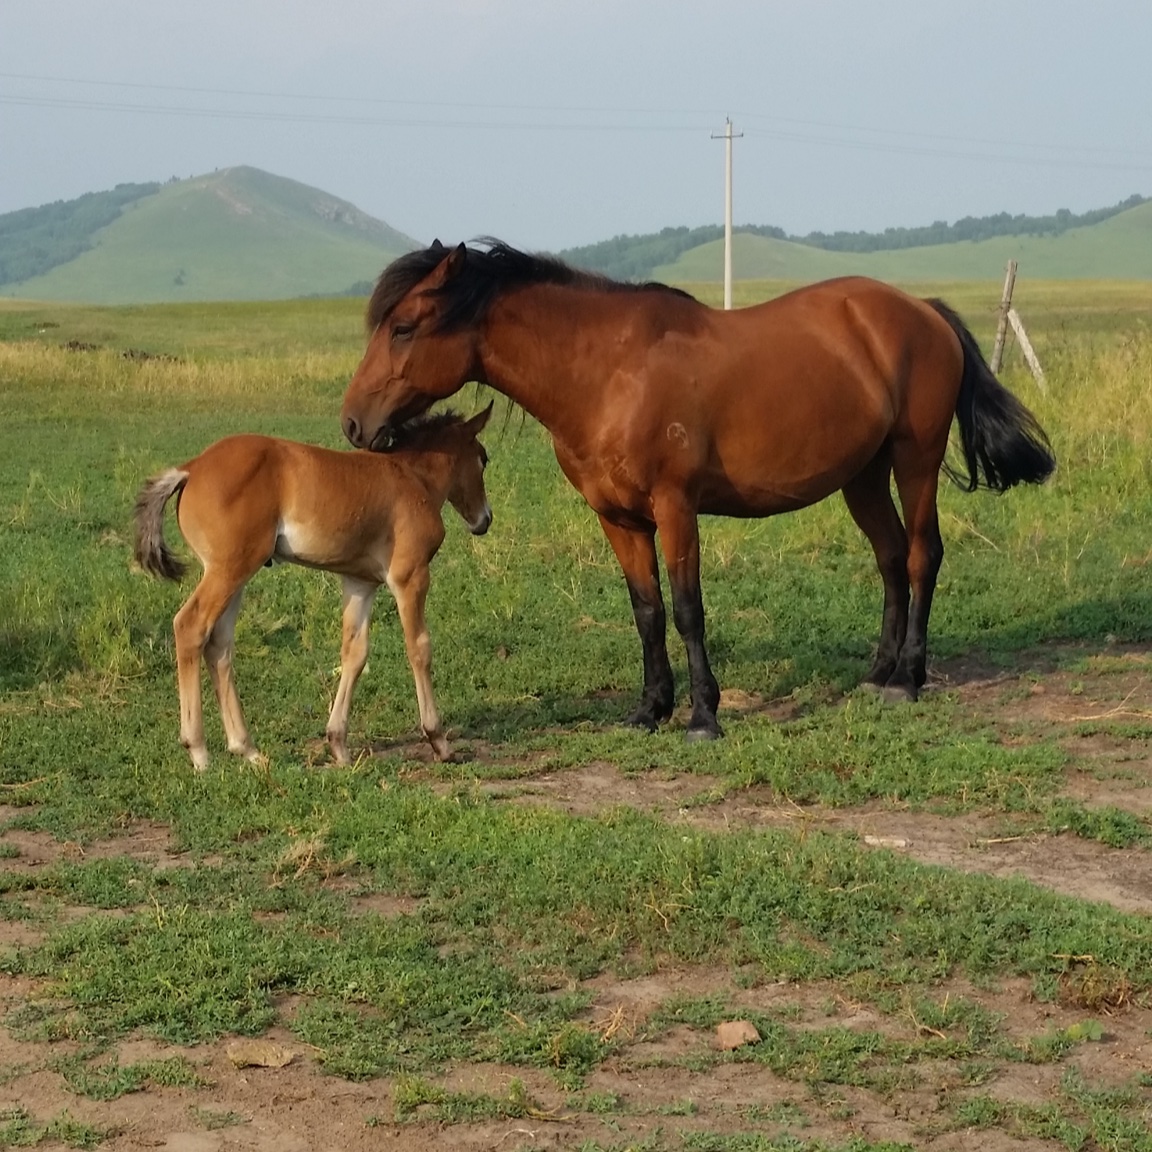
[928, 298, 1056, 492]
[133, 468, 189, 581]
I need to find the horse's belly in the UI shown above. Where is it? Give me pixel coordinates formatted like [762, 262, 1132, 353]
[697, 482, 816, 518]
[697, 437, 878, 517]
[699, 391, 891, 515]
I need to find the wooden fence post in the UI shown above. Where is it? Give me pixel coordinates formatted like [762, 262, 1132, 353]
[990, 259, 1017, 374]
[988, 258, 1046, 392]
[1007, 308, 1046, 392]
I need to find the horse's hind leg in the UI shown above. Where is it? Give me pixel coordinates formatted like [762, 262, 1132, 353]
[204, 586, 262, 763]
[886, 448, 945, 702]
[841, 450, 910, 692]
[388, 564, 451, 761]
[653, 498, 721, 740]
[173, 570, 245, 770]
[326, 577, 378, 765]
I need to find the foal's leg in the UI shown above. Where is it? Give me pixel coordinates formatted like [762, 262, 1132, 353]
[173, 570, 246, 770]
[654, 498, 721, 741]
[204, 588, 262, 762]
[886, 449, 945, 702]
[597, 515, 675, 730]
[325, 577, 378, 765]
[841, 451, 910, 692]
[388, 564, 451, 761]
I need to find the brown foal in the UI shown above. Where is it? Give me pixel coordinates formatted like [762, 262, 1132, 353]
[133, 406, 492, 769]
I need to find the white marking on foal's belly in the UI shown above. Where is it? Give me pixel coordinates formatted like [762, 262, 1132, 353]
[273, 519, 307, 562]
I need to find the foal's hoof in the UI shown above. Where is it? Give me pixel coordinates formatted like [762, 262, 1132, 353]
[428, 734, 453, 762]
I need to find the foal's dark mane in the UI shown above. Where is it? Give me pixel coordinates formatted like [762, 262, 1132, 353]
[366, 238, 696, 334]
[386, 409, 473, 452]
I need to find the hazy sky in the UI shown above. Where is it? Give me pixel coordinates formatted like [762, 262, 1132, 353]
[3, 1, 1150, 251]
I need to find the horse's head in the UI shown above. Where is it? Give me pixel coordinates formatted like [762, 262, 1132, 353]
[342, 242, 479, 451]
[445, 402, 494, 536]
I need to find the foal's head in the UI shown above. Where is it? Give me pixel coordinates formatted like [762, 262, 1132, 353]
[390, 403, 494, 535]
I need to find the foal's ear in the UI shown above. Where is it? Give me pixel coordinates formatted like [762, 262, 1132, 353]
[466, 400, 495, 434]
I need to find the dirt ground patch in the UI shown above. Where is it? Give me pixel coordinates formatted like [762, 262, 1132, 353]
[2, 964, 1148, 1150]
[3, 648, 1152, 1149]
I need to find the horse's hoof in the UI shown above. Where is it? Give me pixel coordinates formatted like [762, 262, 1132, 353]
[623, 712, 660, 733]
[881, 684, 917, 704]
[685, 723, 722, 743]
[858, 680, 885, 696]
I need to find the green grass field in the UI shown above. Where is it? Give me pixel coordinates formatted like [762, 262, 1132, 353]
[2, 281, 1152, 1149]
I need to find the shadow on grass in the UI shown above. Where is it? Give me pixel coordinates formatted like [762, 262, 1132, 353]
[0, 626, 81, 695]
[435, 592, 1152, 745]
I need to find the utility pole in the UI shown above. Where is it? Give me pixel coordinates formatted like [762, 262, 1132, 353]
[711, 117, 742, 309]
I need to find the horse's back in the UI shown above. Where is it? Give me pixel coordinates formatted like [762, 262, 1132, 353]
[638, 277, 964, 513]
[711, 276, 961, 414]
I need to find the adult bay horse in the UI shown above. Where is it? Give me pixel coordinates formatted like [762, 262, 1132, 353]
[135, 407, 493, 768]
[341, 240, 1055, 740]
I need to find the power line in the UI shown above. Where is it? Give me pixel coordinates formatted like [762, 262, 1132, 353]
[2, 70, 1150, 165]
[2, 74, 1151, 173]
[0, 69, 732, 119]
[0, 94, 708, 133]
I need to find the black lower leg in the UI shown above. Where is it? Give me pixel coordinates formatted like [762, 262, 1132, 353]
[625, 580, 674, 729]
[864, 569, 909, 689]
[671, 582, 721, 739]
[885, 540, 943, 702]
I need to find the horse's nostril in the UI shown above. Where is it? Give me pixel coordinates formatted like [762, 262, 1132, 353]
[343, 416, 360, 447]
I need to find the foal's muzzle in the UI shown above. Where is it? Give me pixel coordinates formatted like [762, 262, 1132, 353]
[470, 506, 493, 535]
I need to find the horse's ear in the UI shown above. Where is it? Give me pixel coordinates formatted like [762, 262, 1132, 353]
[467, 400, 495, 434]
[430, 238, 444, 251]
[443, 242, 467, 280]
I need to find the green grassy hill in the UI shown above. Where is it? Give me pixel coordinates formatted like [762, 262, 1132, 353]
[657, 200, 1152, 283]
[3, 167, 418, 304]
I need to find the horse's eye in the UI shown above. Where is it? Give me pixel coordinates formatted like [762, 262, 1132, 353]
[391, 322, 416, 341]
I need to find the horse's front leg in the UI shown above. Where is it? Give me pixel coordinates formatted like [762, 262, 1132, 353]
[654, 499, 721, 740]
[597, 514, 675, 730]
[388, 563, 452, 761]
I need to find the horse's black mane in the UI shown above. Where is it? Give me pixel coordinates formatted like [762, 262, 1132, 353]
[366, 238, 695, 334]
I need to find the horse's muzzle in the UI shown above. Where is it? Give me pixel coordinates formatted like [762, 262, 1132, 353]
[470, 506, 493, 536]
[342, 414, 365, 448]
[368, 425, 395, 453]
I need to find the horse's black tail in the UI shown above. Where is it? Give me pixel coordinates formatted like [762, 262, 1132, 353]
[928, 298, 1056, 492]
[133, 468, 189, 581]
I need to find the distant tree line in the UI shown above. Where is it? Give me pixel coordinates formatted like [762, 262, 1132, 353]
[797, 194, 1147, 253]
[560, 194, 1148, 280]
[560, 224, 785, 281]
[0, 183, 160, 286]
